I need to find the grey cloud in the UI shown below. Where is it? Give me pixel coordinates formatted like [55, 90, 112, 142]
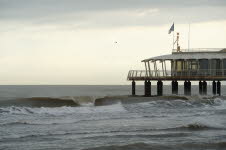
[81, 6, 226, 28]
[0, 0, 226, 27]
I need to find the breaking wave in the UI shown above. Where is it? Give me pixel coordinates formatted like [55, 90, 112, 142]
[0, 96, 103, 107]
[0, 95, 225, 109]
[0, 102, 126, 115]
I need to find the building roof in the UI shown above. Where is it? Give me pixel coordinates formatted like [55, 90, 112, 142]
[142, 51, 226, 62]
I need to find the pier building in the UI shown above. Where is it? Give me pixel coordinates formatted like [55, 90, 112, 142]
[127, 35, 226, 96]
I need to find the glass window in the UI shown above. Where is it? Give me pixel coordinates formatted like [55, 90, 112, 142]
[177, 61, 182, 71]
[223, 59, 226, 69]
[199, 60, 208, 70]
[191, 61, 198, 70]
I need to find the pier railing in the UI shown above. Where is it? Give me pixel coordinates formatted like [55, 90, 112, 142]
[127, 69, 226, 80]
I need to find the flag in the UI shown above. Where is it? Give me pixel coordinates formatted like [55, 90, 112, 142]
[168, 23, 174, 34]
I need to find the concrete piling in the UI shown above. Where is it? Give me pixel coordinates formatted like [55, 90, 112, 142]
[188, 81, 191, 95]
[132, 80, 136, 96]
[157, 80, 163, 96]
[172, 80, 175, 94]
[175, 81, 178, 95]
[172, 80, 178, 95]
[198, 81, 207, 95]
[217, 81, 221, 96]
[212, 81, 216, 95]
[147, 80, 151, 96]
[184, 81, 187, 95]
[203, 81, 207, 95]
[171, 80, 175, 94]
[144, 80, 151, 97]
[199, 81, 203, 95]
[184, 81, 191, 95]
[144, 80, 148, 96]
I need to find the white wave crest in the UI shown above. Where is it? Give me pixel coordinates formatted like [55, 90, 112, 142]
[0, 102, 126, 115]
[69, 96, 98, 106]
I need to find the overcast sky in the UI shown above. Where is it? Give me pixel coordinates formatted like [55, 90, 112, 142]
[0, 0, 226, 84]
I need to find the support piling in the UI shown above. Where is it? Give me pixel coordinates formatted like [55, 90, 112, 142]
[217, 81, 221, 96]
[203, 81, 207, 95]
[175, 81, 178, 95]
[172, 80, 175, 94]
[144, 80, 148, 96]
[212, 81, 216, 95]
[132, 80, 136, 96]
[157, 80, 163, 96]
[199, 81, 203, 95]
[147, 80, 151, 96]
[188, 80, 191, 95]
[184, 81, 187, 95]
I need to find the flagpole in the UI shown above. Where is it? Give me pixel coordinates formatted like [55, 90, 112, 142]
[188, 23, 190, 52]
[173, 30, 174, 50]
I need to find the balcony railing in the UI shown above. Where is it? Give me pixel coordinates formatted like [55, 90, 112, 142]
[127, 69, 226, 80]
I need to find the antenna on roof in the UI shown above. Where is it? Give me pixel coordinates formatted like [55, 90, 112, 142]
[173, 32, 181, 52]
[176, 33, 181, 52]
[188, 23, 190, 52]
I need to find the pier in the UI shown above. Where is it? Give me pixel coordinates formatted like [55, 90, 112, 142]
[128, 48, 226, 96]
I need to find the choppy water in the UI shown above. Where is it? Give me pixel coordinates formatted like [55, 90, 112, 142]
[0, 85, 226, 150]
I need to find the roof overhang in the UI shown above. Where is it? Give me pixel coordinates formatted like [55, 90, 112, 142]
[142, 52, 226, 62]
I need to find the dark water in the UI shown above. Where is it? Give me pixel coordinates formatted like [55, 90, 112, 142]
[0, 85, 226, 150]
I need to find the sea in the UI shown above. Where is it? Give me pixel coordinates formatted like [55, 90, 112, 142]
[0, 85, 226, 150]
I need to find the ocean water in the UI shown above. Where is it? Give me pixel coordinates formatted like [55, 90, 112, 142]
[0, 85, 226, 150]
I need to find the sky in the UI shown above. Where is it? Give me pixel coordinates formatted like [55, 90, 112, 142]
[0, 0, 226, 85]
